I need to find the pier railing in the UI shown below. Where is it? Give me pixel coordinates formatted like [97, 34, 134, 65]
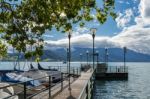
[96, 66, 128, 73]
[0, 67, 81, 99]
[78, 68, 96, 99]
[47, 66, 81, 75]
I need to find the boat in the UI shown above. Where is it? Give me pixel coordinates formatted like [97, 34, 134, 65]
[37, 63, 57, 71]
[22, 70, 49, 83]
[0, 83, 18, 99]
[1, 73, 41, 87]
[37, 63, 61, 83]
[63, 61, 67, 64]
[0, 90, 18, 99]
[46, 70, 61, 83]
[30, 63, 35, 70]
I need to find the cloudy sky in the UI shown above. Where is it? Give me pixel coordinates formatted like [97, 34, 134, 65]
[44, 0, 150, 55]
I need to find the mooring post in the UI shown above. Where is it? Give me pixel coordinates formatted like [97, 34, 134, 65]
[49, 76, 51, 99]
[23, 82, 27, 99]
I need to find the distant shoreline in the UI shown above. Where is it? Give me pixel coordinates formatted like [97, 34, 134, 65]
[0, 61, 150, 62]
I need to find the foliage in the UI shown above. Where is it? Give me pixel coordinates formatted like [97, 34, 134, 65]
[0, 40, 7, 58]
[0, 0, 116, 60]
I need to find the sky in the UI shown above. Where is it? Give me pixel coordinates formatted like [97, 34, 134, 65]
[44, 0, 150, 55]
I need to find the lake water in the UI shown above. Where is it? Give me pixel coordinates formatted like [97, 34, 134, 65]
[0, 61, 81, 70]
[0, 62, 150, 99]
[94, 62, 150, 99]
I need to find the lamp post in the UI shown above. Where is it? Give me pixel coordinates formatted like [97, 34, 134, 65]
[90, 28, 97, 70]
[106, 50, 109, 66]
[86, 50, 89, 66]
[105, 48, 109, 66]
[123, 47, 127, 72]
[80, 53, 82, 72]
[105, 48, 108, 64]
[67, 29, 72, 92]
[67, 48, 69, 73]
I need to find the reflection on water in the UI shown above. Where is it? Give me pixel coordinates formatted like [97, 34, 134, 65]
[94, 62, 150, 99]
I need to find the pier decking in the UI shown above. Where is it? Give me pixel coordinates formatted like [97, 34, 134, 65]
[32, 69, 94, 99]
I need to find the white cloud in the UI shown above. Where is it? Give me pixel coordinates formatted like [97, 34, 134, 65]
[45, 25, 150, 54]
[73, 27, 89, 36]
[112, 25, 150, 54]
[117, 1, 124, 4]
[43, 35, 54, 38]
[139, 0, 150, 24]
[116, 9, 134, 28]
[44, 0, 150, 55]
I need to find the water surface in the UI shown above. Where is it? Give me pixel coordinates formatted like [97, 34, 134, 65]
[0, 62, 150, 99]
[94, 62, 150, 99]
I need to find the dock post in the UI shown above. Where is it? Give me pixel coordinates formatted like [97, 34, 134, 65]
[49, 76, 51, 99]
[61, 73, 63, 91]
[23, 82, 27, 99]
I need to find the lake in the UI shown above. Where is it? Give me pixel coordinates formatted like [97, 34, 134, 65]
[0, 62, 150, 99]
[94, 62, 150, 99]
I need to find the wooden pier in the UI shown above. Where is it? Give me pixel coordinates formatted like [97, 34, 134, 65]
[32, 69, 94, 99]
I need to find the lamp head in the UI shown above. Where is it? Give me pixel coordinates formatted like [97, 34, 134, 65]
[90, 28, 97, 35]
[86, 50, 89, 54]
[67, 29, 72, 38]
[123, 46, 127, 53]
[96, 50, 99, 54]
[105, 47, 108, 51]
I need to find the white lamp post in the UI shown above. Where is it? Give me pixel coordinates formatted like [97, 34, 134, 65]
[90, 28, 97, 70]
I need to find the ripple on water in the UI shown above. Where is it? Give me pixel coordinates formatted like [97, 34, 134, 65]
[94, 63, 150, 99]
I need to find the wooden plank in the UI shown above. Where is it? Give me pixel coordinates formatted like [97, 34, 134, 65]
[32, 69, 93, 99]
[53, 69, 93, 99]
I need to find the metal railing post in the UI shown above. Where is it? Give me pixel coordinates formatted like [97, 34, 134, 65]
[49, 76, 51, 99]
[23, 82, 27, 99]
[73, 68, 75, 80]
[86, 84, 89, 99]
[61, 73, 63, 91]
[60, 66, 62, 72]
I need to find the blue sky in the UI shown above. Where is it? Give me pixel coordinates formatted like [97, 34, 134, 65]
[44, 0, 150, 55]
[44, 0, 139, 39]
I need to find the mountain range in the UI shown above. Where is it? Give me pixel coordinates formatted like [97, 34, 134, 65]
[5, 47, 150, 62]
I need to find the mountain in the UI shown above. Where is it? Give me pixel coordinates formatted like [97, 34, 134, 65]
[41, 47, 150, 62]
[5, 47, 150, 62]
